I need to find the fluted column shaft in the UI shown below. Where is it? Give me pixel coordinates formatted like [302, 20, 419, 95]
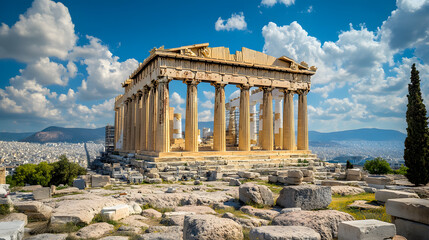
[148, 82, 158, 151]
[274, 98, 283, 149]
[212, 83, 226, 151]
[135, 92, 142, 152]
[297, 91, 309, 150]
[283, 90, 295, 150]
[125, 99, 132, 151]
[114, 108, 119, 150]
[262, 87, 274, 151]
[156, 78, 170, 152]
[140, 87, 150, 151]
[238, 84, 251, 151]
[250, 104, 257, 145]
[258, 105, 263, 147]
[185, 80, 199, 152]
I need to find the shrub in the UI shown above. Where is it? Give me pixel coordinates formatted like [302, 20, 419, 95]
[393, 165, 408, 175]
[346, 160, 354, 169]
[363, 157, 392, 174]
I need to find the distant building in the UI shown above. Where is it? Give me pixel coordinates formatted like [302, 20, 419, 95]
[105, 125, 115, 153]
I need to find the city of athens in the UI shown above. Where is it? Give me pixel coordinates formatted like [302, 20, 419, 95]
[1, 0, 429, 239]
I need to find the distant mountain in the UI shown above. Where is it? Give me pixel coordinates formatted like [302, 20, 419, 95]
[309, 128, 406, 142]
[20, 126, 105, 143]
[0, 132, 35, 141]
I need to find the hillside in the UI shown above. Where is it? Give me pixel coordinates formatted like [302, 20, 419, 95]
[20, 126, 105, 143]
[308, 128, 406, 142]
[0, 132, 35, 141]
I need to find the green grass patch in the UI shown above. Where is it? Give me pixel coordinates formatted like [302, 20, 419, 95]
[141, 203, 174, 214]
[206, 188, 222, 192]
[214, 208, 248, 219]
[239, 179, 284, 194]
[0, 204, 11, 215]
[329, 193, 391, 222]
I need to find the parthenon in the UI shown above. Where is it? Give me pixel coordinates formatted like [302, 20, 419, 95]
[114, 43, 317, 161]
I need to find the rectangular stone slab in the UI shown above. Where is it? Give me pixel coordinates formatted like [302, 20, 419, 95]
[394, 218, 429, 240]
[338, 219, 396, 240]
[386, 198, 429, 225]
[375, 189, 419, 203]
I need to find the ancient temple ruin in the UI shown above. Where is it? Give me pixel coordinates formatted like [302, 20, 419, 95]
[114, 43, 317, 162]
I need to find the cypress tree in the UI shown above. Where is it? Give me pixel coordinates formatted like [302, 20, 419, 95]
[404, 63, 429, 186]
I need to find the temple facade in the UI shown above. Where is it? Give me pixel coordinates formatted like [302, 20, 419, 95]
[114, 43, 316, 161]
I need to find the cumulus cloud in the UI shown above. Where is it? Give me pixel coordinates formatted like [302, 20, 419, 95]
[198, 110, 213, 122]
[201, 100, 214, 109]
[203, 91, 215, 100]
[229, 90, 240, 100]
[215, 13, 247, 31]
[0, 0, 76, 62]
[261, 0, 295, 7]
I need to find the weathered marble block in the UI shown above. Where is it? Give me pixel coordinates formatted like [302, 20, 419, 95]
[33, 187, 51, 200]
[0, 221, 25, 240]
[101, 204, 129, 221]
[386, 198, 429, 225]
[249, 226, 321, 240]
[338, 219, 396, 240]
[375, 189, 419, 203]
[276, 185, 331, 210]
[394, 218, 429, 240]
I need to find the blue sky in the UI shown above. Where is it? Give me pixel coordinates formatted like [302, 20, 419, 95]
[0, 0, 428, 133]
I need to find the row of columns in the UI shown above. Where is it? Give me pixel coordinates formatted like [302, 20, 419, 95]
[115, 79, 308, 153]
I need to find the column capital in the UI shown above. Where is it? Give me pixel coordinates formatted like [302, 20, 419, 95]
[150, 79, 159, 88]
[131, 94, 137, 100]
[158, 76, 172, 84]
[260, 86, 275, 92]
[137, 90, 143, 97]
[143, 85, 151, 93]
[126, 97, 132, 103]
[183, 79, 200, 86]
[237, 84, 252, 90]
[297, 89, 309, 95]
[210, 82, 226, 89]
[279, 88, 295, 94]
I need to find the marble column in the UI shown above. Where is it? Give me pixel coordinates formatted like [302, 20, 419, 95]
[140, 86, 150, 151]
[114, 107, 119, 150]
[282, 90, 295, 150]
[250, 104, 257, 145]
[125, 98, 132, 151]
[131, 95, 138, 152]
[173, 113, 182, 139]
[135, 92, 142, 152]
[184, 79, 199, 152]
[212, 82, 226, 152]
[262, 87, 274, 151]
[297, 90, 309, 150]
[238, 84, 251, 151]
[227, 106, 237, 146]
[148, 82, 158, 151]
[156, 78, 170, 152]
[274, 98, 283, 149]
[258, 105, 263, 147]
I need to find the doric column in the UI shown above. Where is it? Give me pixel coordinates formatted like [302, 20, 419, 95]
[173, 113, 182, 139]
[250, 104, 257, 145]
[274, 98, 283, 149]
[227, 106, 237, 146]
[130, 95, 138, 152]
[184, 79, 199, 152]
[297, 90, 309, 150]
[212, 82, 226, 152]
[135, 91, 142, 152]
[155, 78, 171, 152]
[282, 90, 295, 150]
[262, 87, 274, 151]
[119, 104, 124, 150]
[238, 84, 251, 151]
[114, 107, 119, 150]
[258, 105, 263, 147]
[125, 98, 132, 151]
[148, 82, 158, 151]
[140, 86, 150, 151]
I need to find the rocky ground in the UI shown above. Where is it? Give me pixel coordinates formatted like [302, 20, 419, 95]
[1, 171, 429, 240]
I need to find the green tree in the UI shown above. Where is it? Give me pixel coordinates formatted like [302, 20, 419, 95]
[33, 162, 53, 186]
[346, 160, 353, 169]
[364, 157, 392, 174]
[404, 64, 429, 186]
[12, 164, 36, 186]
[50, 155, 86, 186]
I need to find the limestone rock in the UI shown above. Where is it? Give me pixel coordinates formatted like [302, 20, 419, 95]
[239, 206, 279, 220]
[375, 189, 419, 203]
[183, 214, 243, 240]
[128, 202, 143, 215]
[338, 219, 396, 240]
[15, 201, 52, 221]
[229, 179, 241, 186]
[288, 170, 303, 178]
[394, 218, 429, 240]
[249, 226, 321, 240]
[0, 221, 25, 240]
[120, 215, 149, 228]
[272, 210, 354, 240]
[101, 204, 130, 221]
[26, 233, 68, 240]
[76, 222, 114, 239]
[276, 185, 331, 210]
[141, 209, 162, 218]
[161, 211, 196, 226]
[347, 200, 382, 210]
[386, 198, 429, 225]
[239, 183, 274, 206]
[174, 205, 216, 214]
[0, 213, 28, 225]
[331, 186, 365, 196]
[99, 237, 129, 240]
[139, 232, 181, 240]
[222, 212, 269, 230]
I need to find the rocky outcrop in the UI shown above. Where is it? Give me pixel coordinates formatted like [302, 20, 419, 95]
[276, 185, 331, 210]
[330, 186, 365, 196]
[239, 206, 279, 220]
[239, 183, 274, 206]
[76, 222, 114, 239]
[272, 210, 354, 240]
[14, 201, 52, 221]
[222, 212, 269, 230]
[141, 209, 162, 218]
[249, 226, 321, 240]
[183, 214, 243, 240]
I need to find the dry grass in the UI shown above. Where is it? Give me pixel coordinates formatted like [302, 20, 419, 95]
[329, 193, 391, 222]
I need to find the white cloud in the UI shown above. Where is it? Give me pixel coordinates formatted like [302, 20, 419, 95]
[201, 100, 214, 109]
[71, 36, 138, 100]
[261, 0, 295, 7]
[203, 91, 215, 100]
[229, 90, 240, 100]
[198, 110, 213, 122]
[215, 13, 247, 31]
[0, 0, 76, 62]
[171, 92, 185, 105]
[307, 6, 313, 13]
